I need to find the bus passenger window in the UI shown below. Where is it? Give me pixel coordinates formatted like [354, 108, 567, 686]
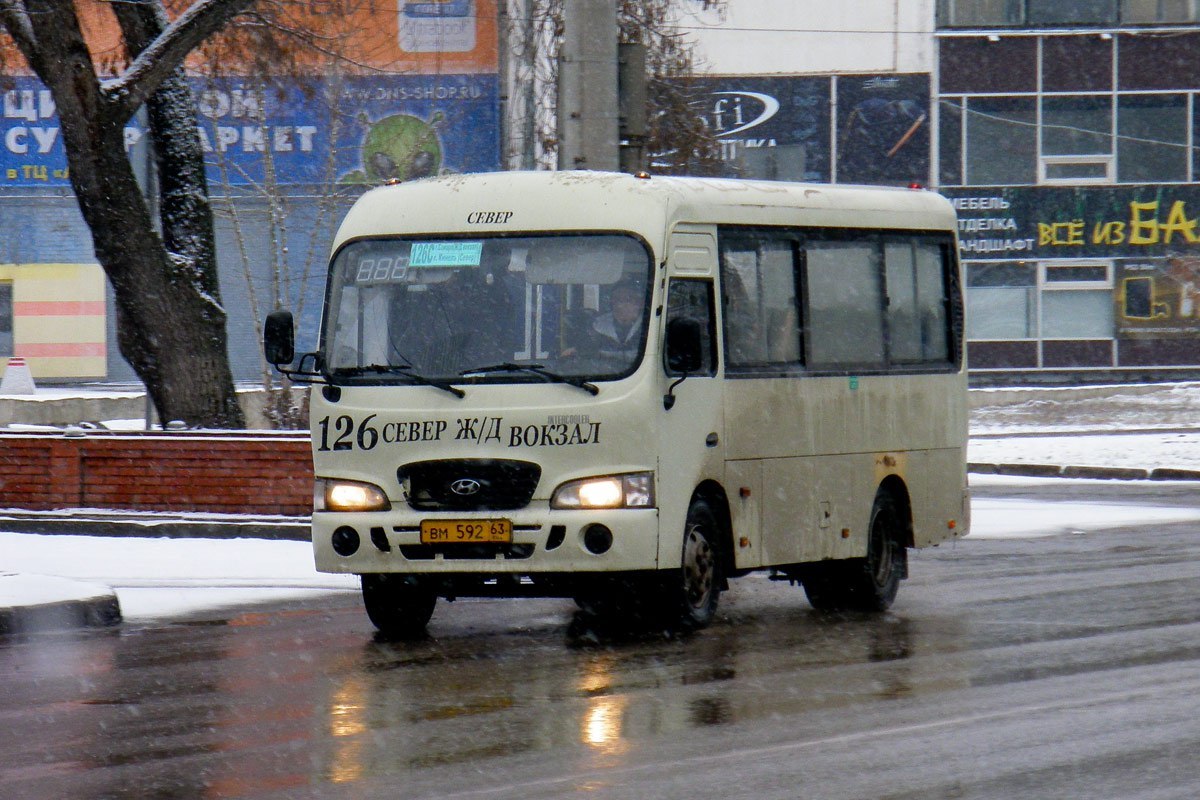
[885, 241, 951, 365]
[719, 236, 802, 371]
[805, 241, 886, 370]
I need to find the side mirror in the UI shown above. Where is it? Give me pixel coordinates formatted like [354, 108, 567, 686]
[665, 316, 704, 374]
[264, 310, 295, 366]
[663, 317, 704, 410]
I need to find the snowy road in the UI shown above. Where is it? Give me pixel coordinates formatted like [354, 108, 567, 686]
[2, 478, 1199, 799]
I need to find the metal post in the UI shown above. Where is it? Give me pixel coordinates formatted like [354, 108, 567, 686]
[557, 0, 619, 171]
[618, 42, 647, 174]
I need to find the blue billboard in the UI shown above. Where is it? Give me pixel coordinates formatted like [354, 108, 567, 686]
[1, 74, 501, 188]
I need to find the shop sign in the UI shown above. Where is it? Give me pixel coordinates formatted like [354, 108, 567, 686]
[942, 185, 1200, 259]
[1, 75, 500, 188]
[945, 186, 1200, 337]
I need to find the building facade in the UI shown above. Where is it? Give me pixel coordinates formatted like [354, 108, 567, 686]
[5, 1, 1200, 385]
[691, 0, 1200, 381]
[1, 0, 502, 383]
[937, 0, 1200, 379]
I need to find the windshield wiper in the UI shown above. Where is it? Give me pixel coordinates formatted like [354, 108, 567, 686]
[331, 364, 465, 398]
[460, 362, 599, 396]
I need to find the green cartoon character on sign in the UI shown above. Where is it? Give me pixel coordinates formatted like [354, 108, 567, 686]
[340, 112, 444, 185]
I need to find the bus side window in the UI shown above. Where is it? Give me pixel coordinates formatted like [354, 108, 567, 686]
[719, 234, 803, 370]
[883, 240, 951, 365]
[664, 279, 717, 376]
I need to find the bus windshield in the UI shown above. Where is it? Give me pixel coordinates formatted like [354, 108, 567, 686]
[323, 234, 653, 384]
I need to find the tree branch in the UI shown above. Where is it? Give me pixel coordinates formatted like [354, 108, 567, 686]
[102, 0, 257, 123]
[0, 0, 44, 72]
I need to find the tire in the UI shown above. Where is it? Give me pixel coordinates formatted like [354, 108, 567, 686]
[665, 499, 723, 630]
[802, 492, 906, 612]
[360, 574, 437, 637]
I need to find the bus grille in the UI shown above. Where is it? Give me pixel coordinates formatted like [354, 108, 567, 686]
[397, 459, 542, 511]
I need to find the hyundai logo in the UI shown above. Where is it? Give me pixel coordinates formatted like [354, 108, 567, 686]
[449, 478, 482, 496]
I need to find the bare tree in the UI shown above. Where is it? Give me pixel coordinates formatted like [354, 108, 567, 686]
[0, 0, 252, 427]
[503, 0, 725, 174]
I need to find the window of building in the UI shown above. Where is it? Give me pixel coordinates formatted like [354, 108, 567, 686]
[1042, 36, 1113, 93]
[937, 0, 1200, 25]
[1040, 262, 1114, 338]
[1041, 156, 1114, 182]
[936, 0, 1123, 24]
[1028, 0, 1117, 24]
[1116, 94, 1189, 183]
[967, 262, 1037, 339]
[939, 99, 965, 186]
[965, 97, 1037, 185]
[938, 0, 1022, 26]
[0, 283, 11, 357]
[939, 37, 1037, 94]
[1042, 96, 1112, 156]
[1119, 32, 1200, 90]
[1121, 0, 1200, 23]
[1040, 95, 1115, 183]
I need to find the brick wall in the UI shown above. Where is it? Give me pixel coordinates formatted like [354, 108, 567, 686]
[0, 431, 313, 516]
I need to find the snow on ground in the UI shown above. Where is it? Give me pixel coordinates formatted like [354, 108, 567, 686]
[0, 533, 358, 622]
[968, 475, 1200, 539]
[968, 431, 1200, 470]
[970, 381, 1200, 434]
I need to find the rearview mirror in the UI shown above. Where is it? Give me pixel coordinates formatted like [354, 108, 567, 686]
[264, 310, 295, 366]
[665, 316, 703, 374]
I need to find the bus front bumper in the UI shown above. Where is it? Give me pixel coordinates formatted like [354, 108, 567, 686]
[312, 508, 662, 576]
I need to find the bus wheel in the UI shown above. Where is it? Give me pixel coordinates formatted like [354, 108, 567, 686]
[668, 500, 723, 630]
[855, 493, 905, 611]
[361, 574, 437, 637]
[802, 493, 905, 612]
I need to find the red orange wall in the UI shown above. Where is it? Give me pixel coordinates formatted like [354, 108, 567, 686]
[0, 431, 313, 516]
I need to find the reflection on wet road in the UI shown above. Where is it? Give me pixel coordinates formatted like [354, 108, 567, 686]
[3, 489, 1199, 798]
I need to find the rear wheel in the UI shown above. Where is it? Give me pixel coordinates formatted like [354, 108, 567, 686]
[361, 574, 437, 637]
[802, 492, 905, 612]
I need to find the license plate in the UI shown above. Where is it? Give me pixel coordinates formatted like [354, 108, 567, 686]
[420, 518, 512, 544]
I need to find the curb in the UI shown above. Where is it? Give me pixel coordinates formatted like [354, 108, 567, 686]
[969, 463, 1200, 481]
[0, 575, 122, 635]
[0, 512, 310, 541]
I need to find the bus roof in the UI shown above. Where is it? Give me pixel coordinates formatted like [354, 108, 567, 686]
[333, 171, 959, 250]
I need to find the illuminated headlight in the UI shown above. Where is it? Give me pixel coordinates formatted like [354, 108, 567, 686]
[550, 472, 655, 510]
[317, 479, 391, 512]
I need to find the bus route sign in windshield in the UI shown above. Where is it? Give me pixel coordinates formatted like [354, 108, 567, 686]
[410, 241, 483, 267]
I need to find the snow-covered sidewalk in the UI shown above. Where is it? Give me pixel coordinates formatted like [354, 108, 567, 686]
[0, 534, 357, 633]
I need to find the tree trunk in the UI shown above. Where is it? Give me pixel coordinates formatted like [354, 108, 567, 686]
[23, 0, 245, 427]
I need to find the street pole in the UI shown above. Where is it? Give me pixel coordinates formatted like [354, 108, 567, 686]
[557, 0, 619, 171]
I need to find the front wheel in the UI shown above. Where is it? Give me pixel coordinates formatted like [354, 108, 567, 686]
[361, 574, 437, 637]
[664, 500, 723, 630]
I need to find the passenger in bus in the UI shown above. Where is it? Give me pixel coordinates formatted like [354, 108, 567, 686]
[561, 281, 644, 362]
[590, 282, 644, 359]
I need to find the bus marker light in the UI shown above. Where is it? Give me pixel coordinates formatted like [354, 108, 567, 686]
[739, 487, 752, 498]
[841, 528, 851, 539]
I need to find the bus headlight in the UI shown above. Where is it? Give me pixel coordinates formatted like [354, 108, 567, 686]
[317, 479, 391, 512]
[550, 472, 655, 510]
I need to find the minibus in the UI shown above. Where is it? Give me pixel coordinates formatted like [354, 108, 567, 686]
[265, 170, 969, 635]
